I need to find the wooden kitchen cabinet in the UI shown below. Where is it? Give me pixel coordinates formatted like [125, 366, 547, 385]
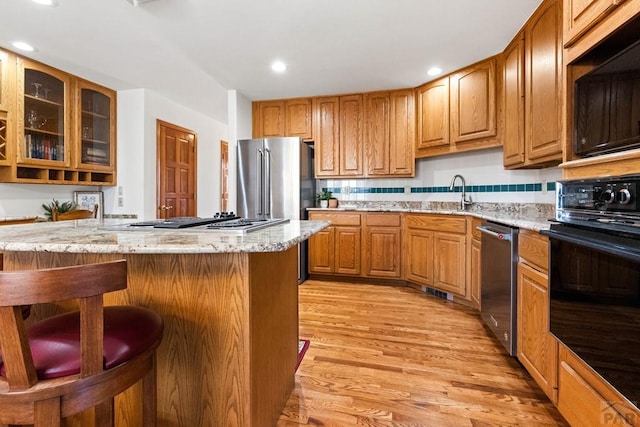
[416, 77, 449, 155]
[0, 51, 116, 185]
[403, 214, 467, 298]
[524, 0, 563, 164]
[252, 98, 313, 140]
[312, 95, 364, 178]
[309, 211, 402, 279]
[0, 49, 12, 112]
[0, 110, 7, 168]
[363, 213, 402, 278]
[517, 229, 558, 403]
[469, 218, 482, 310]
[388, 90, 415, 176]
[313, 96, 340, 177]
[285, 98, 312, 139]
[0, 49, 11, 167]
[560, 0, 640, 179]
[416, 57, 499, 159]
[404, 227, 433, 285]
[558, 343, 639, 426]
[75, 78, 116, 172]
[449, 58, 497, 144]
[339, 94, 364, 177]
[308, 211, 362, 276]
[17, 57, 72, 169]
[503, 0, 563, 168]
[364, 89, 415, 177]
[253, 100, 285, 138]
[563, 0, 626, 47]
[335, 226, 361, 275]
[502, 33, 526, 167]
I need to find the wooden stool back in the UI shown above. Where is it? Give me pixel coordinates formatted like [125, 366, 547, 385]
[0, 260, 163, 426]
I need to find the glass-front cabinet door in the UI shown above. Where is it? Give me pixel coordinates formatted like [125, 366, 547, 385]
[17, 57, 71, 167]
[76, 79, 115, 170]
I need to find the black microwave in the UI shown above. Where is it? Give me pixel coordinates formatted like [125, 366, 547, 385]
[573, 38, 640, 157]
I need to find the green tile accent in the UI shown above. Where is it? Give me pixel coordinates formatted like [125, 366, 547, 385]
[323, 182, 555, 195]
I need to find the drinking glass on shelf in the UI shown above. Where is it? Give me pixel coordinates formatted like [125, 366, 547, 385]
[43, 87, 51, 100]
[32, 83, 43, 98]
[82, 126, 93, 139]
[27, 110, 39, 128]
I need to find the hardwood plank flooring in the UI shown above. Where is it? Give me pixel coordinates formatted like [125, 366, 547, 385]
[278, 280, 567, 426]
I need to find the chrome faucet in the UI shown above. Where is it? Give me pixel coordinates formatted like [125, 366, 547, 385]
[449, 174, 472, 210]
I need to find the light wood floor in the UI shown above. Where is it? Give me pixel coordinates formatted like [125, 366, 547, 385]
[278, 280, 567, 426]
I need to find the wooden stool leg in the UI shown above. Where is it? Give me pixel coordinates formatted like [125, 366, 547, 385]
[34, 398, 61, 427]
[95, 398, 115, 427]
[142, 355, 158, 426]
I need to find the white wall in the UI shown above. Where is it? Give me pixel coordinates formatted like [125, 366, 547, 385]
[0, 183, 99, 218]
[108, 89, 229, 219]
[321, 148, 563, 205]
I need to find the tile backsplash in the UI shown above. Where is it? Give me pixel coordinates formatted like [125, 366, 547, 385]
[318, 148, 562, 205]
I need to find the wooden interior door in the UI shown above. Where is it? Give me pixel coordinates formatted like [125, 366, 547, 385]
[220, 140, 228, 212]
[157, 120, 197, 219]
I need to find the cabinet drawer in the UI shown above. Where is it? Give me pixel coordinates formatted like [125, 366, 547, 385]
[404, 214, 466, 233]
[365, 213, 401, 227]
[519, 229, 548, 272]
[309, 212, 361, 226]
[558, 346, 637, 426]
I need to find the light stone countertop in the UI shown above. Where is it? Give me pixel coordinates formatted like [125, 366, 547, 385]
[308, 202, 557, 232]
[0, 219, 330, 254]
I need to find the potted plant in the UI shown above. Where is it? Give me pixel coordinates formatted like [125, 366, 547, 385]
[41, 199, 77, 220]
[316, 190, 332, 208]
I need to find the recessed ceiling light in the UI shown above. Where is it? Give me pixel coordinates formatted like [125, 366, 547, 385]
[427, 67, 443, 77]
[12, 41, 35, 52]
[125, 0, 158, 5]
[31, 0, 58, 6]
[271, 61, 287, 73]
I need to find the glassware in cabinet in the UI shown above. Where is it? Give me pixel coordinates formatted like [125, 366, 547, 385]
[77, 80, 115, 170]
[17, 58, 71, 166]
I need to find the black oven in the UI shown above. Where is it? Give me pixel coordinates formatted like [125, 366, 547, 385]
[542, 175, 640, 408]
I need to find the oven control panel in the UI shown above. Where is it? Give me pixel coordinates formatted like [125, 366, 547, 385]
[558, 176, 639, 213]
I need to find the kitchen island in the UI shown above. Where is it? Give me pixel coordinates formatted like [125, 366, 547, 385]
[0, 219, 329, 427]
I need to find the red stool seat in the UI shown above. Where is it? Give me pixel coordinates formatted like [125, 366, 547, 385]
[1, 306, 163, 379]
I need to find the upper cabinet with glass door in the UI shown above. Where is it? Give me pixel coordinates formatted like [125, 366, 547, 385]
[17, 57, 71, 167]
[76, 79, 116, 171]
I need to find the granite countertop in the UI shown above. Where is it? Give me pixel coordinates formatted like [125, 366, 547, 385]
[0, 219, 330, 254]
[308, 202, 556, 232]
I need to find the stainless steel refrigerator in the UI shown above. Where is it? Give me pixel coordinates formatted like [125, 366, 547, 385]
[237, 137, 315, 281]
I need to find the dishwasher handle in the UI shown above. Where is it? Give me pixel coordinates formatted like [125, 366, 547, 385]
[477, 225, 513, 241]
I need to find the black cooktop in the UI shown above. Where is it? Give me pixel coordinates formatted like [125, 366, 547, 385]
[129, 213, 239, 229]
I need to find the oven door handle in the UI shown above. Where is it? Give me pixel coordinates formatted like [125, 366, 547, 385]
[477, 226, 513, 241]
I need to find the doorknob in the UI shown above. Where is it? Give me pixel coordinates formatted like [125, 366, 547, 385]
[158, 205, 174, 211]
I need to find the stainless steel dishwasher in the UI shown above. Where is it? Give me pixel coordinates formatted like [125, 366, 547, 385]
[477, 220, 519, 356]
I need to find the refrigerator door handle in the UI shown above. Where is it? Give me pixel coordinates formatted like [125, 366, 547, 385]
[264, 148, 271, 217]
[257, 148, 264, 216]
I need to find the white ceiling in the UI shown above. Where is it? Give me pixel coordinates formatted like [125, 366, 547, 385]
[0, 0, 542, 122]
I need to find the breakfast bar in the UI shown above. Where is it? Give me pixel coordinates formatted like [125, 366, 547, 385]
[0, 219, 328, 427]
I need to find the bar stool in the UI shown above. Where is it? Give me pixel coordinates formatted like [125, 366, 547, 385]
[0, 260, 163, 426]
